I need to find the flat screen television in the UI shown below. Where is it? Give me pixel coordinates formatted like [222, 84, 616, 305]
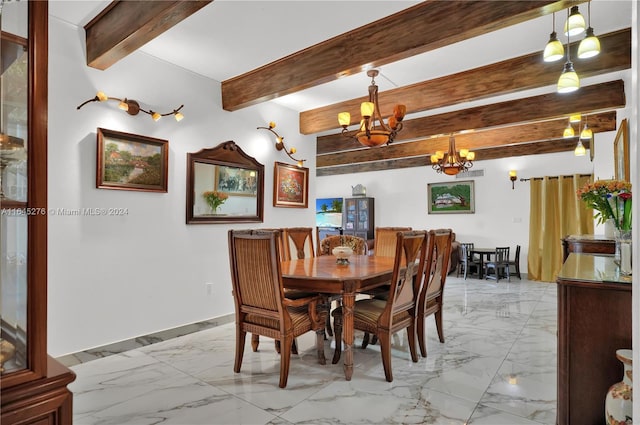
[315, 197, 343, 228]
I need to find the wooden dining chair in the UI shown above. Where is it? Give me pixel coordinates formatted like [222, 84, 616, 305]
[507, 245, 522, 279]
[319, 234, 368, 256]
[484, 246, 511, 282]
[361, 227, 412, 347]
[253, 227, 319, 352]
[228, 229, 326, 388]
[417, 229, 453, 358]
[331, 230, 427, 382]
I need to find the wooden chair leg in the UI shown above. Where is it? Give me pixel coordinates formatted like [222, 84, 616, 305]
[435, 307, 445, 343]
[251, 334, 260, 352]
[417, 315, 427, 358]
[316, 330, 326, 365]
[361, 333, 370, 349]
[371, 335, 378, 345]
[331, 313, 343, 364]
[379, 333, 393, 382]
[279, 337, 293, 388]
[407, 324, 418, 363]
[275, 339, 298, 354]
[235, 328, 246, 373]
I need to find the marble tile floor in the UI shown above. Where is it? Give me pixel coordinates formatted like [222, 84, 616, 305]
[67, 276, 557, 424]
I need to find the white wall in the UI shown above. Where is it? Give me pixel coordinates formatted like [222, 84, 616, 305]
[47, 17, 317, 356]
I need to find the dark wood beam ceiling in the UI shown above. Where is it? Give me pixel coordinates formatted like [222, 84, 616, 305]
[304, 28, 631, 135]
[84, 0, 212, 70]
[221, 0, 585, 111]
[317, 136, 594, 177]
[318, 111, 615, 168]
[317, 80, 626, 155]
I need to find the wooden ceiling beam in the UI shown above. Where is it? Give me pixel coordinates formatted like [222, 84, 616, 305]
[317, 111, 616, 169]
[316, 137, 592, 176]
[222, 0, 584, 111]
[85, 0, 212, 70]
[305, 28, 630, 135]
[317, 80, 625, 155]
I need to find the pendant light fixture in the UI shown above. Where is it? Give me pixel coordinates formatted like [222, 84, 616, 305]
[574, 140, 587, 156]
[557, 8, 580, 93]
[338, 69, 406, 147]
[578, 1, 601, 59]
[563, 120, 575, 138]
[580, 116, 593, 141]
[430, 134, 475, 176]
[543, 13, 564, 62]
[563, 5, 586, 37]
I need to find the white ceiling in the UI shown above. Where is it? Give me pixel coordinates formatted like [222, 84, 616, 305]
[49, 0, 633, 117]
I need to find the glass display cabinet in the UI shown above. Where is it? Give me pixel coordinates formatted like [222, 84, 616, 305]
[342, 197, 374, 240]
[1, 2, 75, 423]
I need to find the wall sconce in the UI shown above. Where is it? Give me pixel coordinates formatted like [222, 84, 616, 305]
[257, 122, 305, 167]
[509, 170, 517, 189]
[77, 91, 184, 122]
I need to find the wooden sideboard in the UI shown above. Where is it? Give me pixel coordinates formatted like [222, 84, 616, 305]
[556, 253, 632, 425]
[561, 234, 615, 262]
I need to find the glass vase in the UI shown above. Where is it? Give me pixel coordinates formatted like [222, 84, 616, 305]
[614, 229, 632, 275]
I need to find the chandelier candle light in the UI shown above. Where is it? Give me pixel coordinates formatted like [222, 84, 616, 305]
[431, 134, 475, 176]
[77, 91, 184, 122]
[338, 70, 406, 147]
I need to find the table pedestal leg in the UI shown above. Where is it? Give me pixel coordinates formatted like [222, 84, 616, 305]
[342, 282, 355, 380]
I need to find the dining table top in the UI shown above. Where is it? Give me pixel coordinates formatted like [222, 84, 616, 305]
[470, 247, 497, 254]
[280, 255, 397, 294]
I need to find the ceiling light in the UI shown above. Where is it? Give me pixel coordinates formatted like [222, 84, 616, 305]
[257, 122, 306, 167]
[557, 9, 580, 94]
[430, 134, 474, 176]
[580, 116, 593, 140]
[569, 113, 582, 123]
[564, 6, 586, 37]
[578, 2, 600, 59]
[574, 140, 586, 156]
[338, 69, 406, 147]
[77, 92, 185, 122]
[543, 13, 564, 62]
[563, 121, 575, 138]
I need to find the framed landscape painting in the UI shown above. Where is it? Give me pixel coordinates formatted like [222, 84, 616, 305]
[428, 180, 475, 214]
[273, 162, 308, 208]
[97, 128, 168, 192]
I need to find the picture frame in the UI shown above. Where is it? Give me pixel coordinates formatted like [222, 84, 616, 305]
[97, 128, 168, 192]
[215, 165, 258, 196]
[273, 162, 309, 208]
[614, 118, 629, 182]
[428, 180, 475, 214]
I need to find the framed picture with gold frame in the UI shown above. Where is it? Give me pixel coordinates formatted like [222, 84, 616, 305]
[614, 118, 629, 181]
[273, 162, 309, 208]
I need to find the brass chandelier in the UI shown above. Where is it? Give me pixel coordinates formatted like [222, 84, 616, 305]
[431, 134, 475, 176]
[338, 70, 406, 147]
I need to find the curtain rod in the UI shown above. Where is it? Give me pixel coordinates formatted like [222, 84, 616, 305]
[519, 173, 592, 182]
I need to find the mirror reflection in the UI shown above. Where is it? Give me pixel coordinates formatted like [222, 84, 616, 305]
[187, 141, 264, 224]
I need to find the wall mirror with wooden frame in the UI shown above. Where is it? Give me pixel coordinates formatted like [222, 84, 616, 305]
[186, 141, 264, 224]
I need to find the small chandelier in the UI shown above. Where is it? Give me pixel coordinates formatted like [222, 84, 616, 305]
[431, 134, 475, 176]
[338, 69, 406, 147]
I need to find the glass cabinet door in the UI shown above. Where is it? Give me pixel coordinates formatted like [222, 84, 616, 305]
[1, 0, 29, 377]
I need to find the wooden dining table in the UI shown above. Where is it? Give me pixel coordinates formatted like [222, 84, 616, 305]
[281, 254, 396, 380]
[470, 247, 496, 279]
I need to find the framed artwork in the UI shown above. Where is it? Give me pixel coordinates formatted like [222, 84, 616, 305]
[215, 165, 258, 196]
[97, 128, 168, 192]
[273, 162, 309, 208]
[428, 180, 475, 214]
[614, 118, 629, 182]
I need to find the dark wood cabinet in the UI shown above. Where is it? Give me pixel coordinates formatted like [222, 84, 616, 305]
[556, 254, 632, 425]
[1, 2, 75, 423]
[342, 197, 374, 240]
[561, 234, 615, 262]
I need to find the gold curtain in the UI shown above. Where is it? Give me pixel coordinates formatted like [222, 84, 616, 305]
[527, 174, 594, 282]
